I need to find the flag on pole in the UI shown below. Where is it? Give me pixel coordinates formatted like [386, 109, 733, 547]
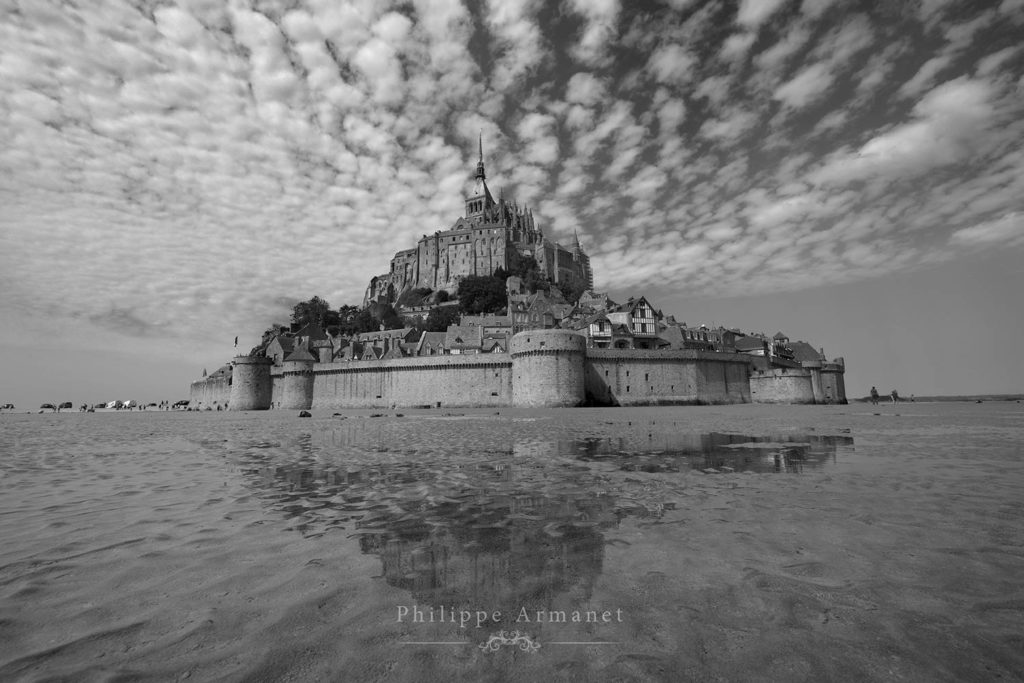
[234, 336, 238, 348]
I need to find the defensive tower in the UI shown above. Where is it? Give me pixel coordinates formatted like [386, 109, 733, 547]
[280, 347, 316, 410]
[510, 329, 586, 407]
[229, 356, 273, 410]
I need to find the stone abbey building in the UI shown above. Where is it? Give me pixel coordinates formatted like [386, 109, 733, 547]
[364, 139, 593, 306]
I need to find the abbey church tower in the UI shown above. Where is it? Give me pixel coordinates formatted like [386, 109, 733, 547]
[465, 135, 495, 224]
[363, 139, 593, 306]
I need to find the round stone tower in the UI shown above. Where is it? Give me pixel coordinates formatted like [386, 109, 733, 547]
[510, 329, 586, 407]
[229, 356, 273, 410]
[280, 347, 316, 410]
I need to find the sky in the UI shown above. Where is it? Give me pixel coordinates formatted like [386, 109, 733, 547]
[1, 0, 1023, 408]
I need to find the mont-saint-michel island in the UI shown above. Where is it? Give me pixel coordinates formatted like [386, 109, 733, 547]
[190, 144, 847, 411]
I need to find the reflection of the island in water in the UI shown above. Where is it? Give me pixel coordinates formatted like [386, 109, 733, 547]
[236, 427, 852, 620]
[239, 456, 626, 617]
[562, 431, 854, 474]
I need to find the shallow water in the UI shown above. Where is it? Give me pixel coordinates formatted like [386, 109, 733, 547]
[1, 403, 1022, 681]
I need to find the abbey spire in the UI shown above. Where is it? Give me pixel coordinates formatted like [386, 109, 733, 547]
[364, 138, 590, 306]
[475, 132, 485, 182]
[466, 132, 494, 221]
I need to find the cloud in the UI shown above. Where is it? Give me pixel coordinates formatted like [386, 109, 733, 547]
[810, 109, 848, 136]
[898, 55, 954, 97]
[565, 72, 607, 105]
[698, 108, 758, 142]
[918, 0, 956, 27]
[656, 95, 687, 133]
[949, 213, 1024, 247]
[800, 0, 841, 20]
[773, 62, 835, 108]
[694, 75, 733, 107]
[565, 0, 621, 66]
[352, 38, 405, 107]
[754, 25, 811, 73]
[736, 0, 788, 30]
[811, 77, 1000, 184]
[646, 43, 698, 84]
[0, 0, 1021, 365]
[810, 13, 874, 65]
[720, 31, 757, 62]
[516, 112, 560, 165]
[976, 46, 1018, 76]
[999, 0, 1024, 21]
[484, 0, 546, 90]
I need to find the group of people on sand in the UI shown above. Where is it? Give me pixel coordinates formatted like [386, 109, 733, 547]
[870, 387, 913, 404]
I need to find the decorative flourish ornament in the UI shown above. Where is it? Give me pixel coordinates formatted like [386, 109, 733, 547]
[478, 630, 541, 653]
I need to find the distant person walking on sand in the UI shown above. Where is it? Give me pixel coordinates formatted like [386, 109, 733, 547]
[891, 390, 900, 403]
[870, 387, 879, 405]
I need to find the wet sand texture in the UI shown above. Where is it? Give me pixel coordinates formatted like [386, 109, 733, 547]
[1, 402, 1022, 681]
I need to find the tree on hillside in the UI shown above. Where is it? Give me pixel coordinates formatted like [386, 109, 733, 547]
[334, 302, 406, 335]
[424, 306, 461, 332]
[506, 251, 538, 279]
[506, 251, 550, 293]
[556, 270, 588, 304]
[372, 303, 405, 330]
[337, 305, 362, 335]
[350, 308, 377, 335]
[292, 296, 331, 328]
[457, 275, 507, 314]
[337, 304, 364, 336]
[260, 324, 287, 347]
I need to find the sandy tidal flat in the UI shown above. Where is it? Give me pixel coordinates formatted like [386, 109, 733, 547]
[1, 402, 1022, 681]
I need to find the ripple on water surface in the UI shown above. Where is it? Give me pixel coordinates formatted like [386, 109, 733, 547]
[1, 405, 1022, 681]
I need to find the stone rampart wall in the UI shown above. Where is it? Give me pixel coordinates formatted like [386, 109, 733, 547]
[584, 349, 751, 405]
[189, 376, 231, 409]
[749, 367, 815, 404]
[270, 371, 283, 407]
[819, 367, 847, 404]
[310, 355, 513, 409]
[216, 348, 844, 410]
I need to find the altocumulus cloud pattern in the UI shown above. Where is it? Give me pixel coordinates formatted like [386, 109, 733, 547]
[0, 0, 1022, 351]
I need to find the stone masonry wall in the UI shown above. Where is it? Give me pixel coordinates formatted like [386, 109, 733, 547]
[584, 349, 751, 406]
[270, 372, 283, 407]
[189, 376, 231, 410]
[510, 330, 586, 407]
[228, 356, 273, 410]
[281, 361, 315, 410]
[749, 367, 815, 404]
[310, 355, 513, 409]
[819, 367, 847, 404]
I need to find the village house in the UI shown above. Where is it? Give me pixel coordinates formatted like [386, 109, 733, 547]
[606, 296, 660, 349]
